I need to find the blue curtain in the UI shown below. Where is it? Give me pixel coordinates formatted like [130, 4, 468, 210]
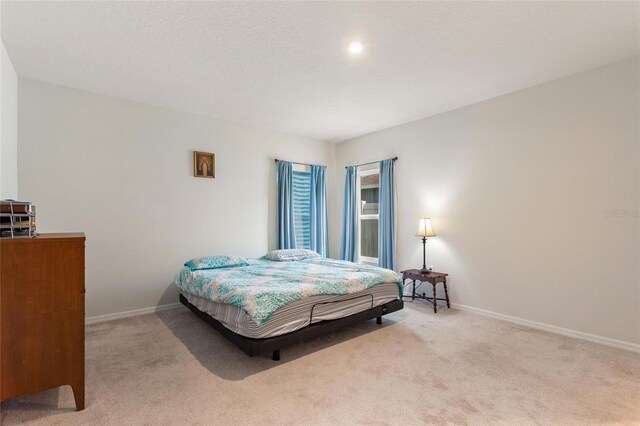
[378, 159, 396, 270]
[277, 161, 297, 249]
[340, 166, 358, 262]
[310, 165, 328, 257]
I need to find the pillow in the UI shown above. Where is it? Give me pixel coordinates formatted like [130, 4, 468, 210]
[184, 255, 249, 271]
[265, 249, 320, 262]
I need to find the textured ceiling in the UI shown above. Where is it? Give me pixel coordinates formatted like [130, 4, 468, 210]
[2, 1, 639, 142]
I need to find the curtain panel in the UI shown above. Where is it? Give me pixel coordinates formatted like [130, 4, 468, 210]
[378, 159, 396, 270]
[340, 166, 358, 262]
[276, 161, 297, 249]
[310, 165, 328, 257]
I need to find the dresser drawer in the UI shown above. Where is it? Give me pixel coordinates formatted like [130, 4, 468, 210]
[1, 239, 84, 318]
[1, 311, 84, 400]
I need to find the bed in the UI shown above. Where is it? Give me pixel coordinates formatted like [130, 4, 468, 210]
[176, 254, 404, 360]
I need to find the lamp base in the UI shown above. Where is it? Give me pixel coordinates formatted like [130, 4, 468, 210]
[419, 237, 431, 274]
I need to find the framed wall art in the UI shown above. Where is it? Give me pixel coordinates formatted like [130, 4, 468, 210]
[194, 151, 215, 178]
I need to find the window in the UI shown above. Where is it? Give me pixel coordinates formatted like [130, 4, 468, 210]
[292, 170, 311, 249]
[357, 169, 379, 264]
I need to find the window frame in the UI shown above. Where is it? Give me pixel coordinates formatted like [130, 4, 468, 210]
[356, 168, 379, 265]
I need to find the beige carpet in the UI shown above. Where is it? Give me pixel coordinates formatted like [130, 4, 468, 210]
[1, 302, 639, 425]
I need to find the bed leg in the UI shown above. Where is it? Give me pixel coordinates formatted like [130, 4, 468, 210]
[272, 350, 281, 361]
[376, 316, 382, 325]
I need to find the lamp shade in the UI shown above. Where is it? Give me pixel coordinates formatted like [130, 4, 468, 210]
[416, 217, 437, 237]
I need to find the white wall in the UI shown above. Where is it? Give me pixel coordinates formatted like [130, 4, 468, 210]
[15, 59, 640, 346]
[334, 58, 640, 345]
[1, 40, 18, 199]
[18, 79, 336, 317]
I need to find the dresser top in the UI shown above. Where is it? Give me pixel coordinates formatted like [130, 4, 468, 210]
[1, 233, 85, 244]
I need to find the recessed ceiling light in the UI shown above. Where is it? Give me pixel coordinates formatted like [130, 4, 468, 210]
[348, 41, 364, 54]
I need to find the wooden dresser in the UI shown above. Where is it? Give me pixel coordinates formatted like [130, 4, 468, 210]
[0, 233, 85, 410]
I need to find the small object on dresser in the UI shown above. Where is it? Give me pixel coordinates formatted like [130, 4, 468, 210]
[0, 200, 37, 239]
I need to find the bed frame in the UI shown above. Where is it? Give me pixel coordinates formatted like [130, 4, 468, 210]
[179, 294, 403, 361]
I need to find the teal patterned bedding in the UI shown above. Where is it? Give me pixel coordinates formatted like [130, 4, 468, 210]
[175, 257, 402, 326]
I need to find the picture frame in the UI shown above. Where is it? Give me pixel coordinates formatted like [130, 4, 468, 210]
[193, 151, 215, 178]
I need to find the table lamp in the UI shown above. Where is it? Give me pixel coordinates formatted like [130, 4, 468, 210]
[416, 217, 436, 273]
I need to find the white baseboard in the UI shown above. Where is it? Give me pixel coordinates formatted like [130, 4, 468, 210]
[85, 302, 183, 325]
[451, 302, 640, 354]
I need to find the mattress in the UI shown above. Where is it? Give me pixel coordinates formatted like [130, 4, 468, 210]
[181, 281, 399, 339]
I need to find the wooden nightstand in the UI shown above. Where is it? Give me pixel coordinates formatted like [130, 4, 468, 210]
[401, 269, 449, 313]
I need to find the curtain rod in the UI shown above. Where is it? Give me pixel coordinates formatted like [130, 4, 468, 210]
[345, 156, 398, 169]
[274, 159, 325, 167]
